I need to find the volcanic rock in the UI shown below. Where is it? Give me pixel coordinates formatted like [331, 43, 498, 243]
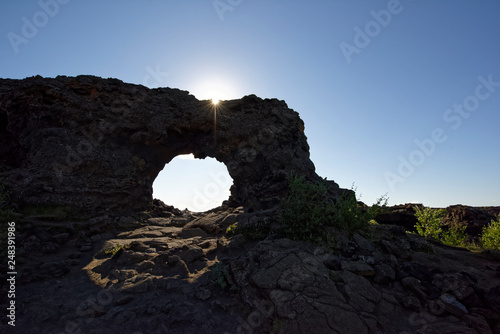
[0, 75, 349, 218]
[443, 205, 500, 237]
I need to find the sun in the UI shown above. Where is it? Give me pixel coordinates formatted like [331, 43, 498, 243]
[190, 77, 240, 103]
[207, 91, 223, 105]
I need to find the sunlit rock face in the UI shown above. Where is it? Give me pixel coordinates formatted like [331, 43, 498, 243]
[0, 75, 344, 217]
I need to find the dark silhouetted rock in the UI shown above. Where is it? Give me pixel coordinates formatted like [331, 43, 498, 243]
[374, 203, 420, 231]
[443, 205, 500, 237]
[0, 75, 351, 218]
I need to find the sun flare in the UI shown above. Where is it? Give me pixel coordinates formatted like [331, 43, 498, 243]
[188, 77, 242, 141]
[190, 77, 240, 103]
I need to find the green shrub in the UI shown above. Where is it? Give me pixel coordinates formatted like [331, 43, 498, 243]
[211, 261, 239, 291]
[414, 206, 446, 239]
[415, 206, 474, 249]
[279, 176, 367, 242]
[481, 215, 500, 250]
[330, 191, 368, 232]
[279, 176, 331, 241]
[441, 224, 469, 248]
[225, 223, 239, 236]
[212, 261, 229, 289]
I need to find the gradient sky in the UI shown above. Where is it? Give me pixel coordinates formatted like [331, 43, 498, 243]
[1, 1, 499, 211]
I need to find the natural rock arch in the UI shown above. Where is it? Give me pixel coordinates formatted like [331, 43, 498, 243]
[0, 75, 346, 218]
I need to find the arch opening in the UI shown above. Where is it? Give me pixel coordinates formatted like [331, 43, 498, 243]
[153, 154, 233, 212]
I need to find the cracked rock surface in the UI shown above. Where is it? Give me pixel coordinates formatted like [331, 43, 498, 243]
[2, 205, 499, 334]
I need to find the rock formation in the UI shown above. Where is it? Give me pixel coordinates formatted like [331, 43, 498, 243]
[0, 75, 345, 218]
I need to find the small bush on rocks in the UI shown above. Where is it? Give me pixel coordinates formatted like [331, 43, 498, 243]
[441, 223, 469, 248]
[280, 176, 368, 242]
[481, 215, 500, 250]
[211, 261, 239, 291]
[414, 206, 445, 240]
[212, 261, 229, 289]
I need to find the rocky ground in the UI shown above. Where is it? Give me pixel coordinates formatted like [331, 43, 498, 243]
[1, 204, 500, 334]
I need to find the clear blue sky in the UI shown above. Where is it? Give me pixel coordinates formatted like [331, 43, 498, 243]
[1, 1, 499, 210]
